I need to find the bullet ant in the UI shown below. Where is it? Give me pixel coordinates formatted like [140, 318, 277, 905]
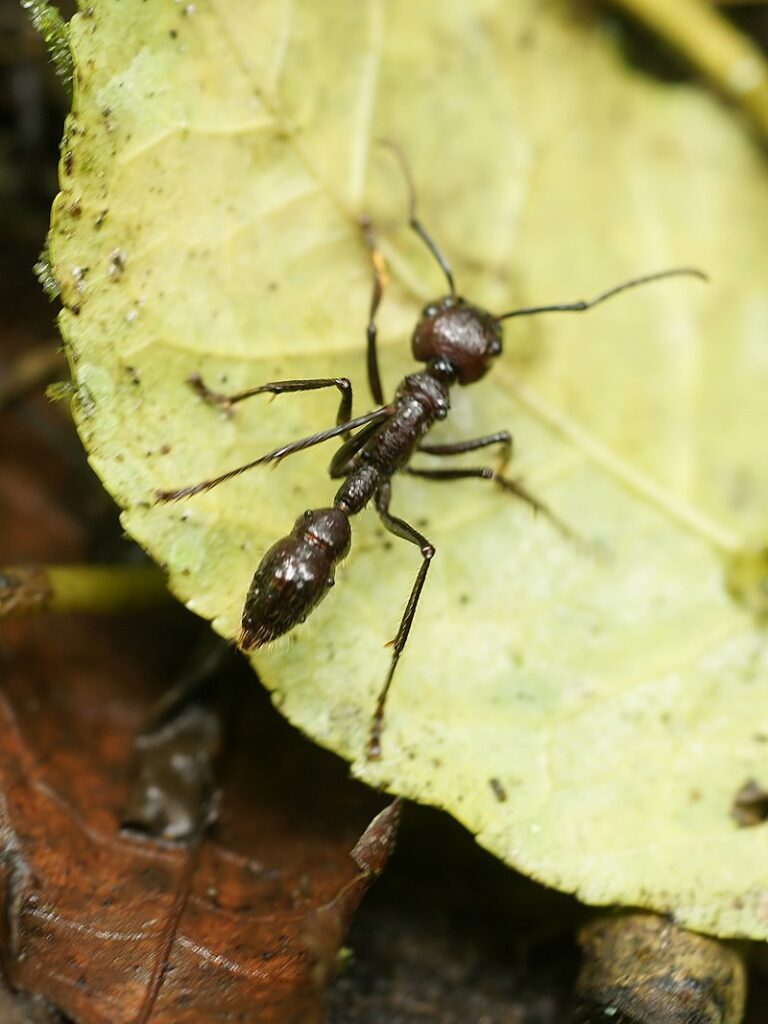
[157, 149, 705, 759]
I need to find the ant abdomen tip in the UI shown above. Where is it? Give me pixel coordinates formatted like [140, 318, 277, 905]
[238, 625, 271, 651]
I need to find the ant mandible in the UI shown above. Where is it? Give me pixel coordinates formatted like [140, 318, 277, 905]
[157, 147, 705, 759]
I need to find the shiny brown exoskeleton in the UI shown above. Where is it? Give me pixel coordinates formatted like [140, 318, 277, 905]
[158, 149, 705, 758]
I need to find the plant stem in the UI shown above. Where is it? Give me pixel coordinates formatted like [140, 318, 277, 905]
[613, 0, 768, 139]
[0, 564, 170, 617]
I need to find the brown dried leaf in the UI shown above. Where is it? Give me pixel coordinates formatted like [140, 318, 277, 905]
[0, 354, 396, 1023]
[0, 613, 396, 1024]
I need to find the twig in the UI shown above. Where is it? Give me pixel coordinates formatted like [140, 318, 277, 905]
[612, 0, 768, 140]
[0, 564, 169, 617]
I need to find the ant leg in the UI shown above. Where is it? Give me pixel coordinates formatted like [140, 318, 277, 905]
[360, 218, 388, 405]
[420, 430, 512, 468]
[405, 466, 573, 539]
[156, 406, 392, 503]
[418, 430, 570, 526]
[189, 374, 353, 429]
[420, 430, 515, 487]
[329, 415, 386, 478]
[369, 481, 435, 760]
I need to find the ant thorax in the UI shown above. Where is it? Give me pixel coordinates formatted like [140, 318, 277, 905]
[394, 371, 450, 421]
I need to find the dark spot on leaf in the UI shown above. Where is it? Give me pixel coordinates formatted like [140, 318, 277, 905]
[489, 778, 507, 802]
[108, 249, 127, 279]
[731, 778, 768, 827]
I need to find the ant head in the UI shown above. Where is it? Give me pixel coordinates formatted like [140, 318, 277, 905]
[412, 295, 503, 385]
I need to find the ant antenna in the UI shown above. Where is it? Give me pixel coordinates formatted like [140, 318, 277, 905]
[380, 139, 456, 297]
[497, 267, 707, 320]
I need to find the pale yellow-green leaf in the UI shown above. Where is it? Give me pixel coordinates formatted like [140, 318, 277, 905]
[50, 0, 768, 938]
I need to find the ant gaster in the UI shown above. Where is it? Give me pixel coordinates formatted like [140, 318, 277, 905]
[158, 148, 705, 759]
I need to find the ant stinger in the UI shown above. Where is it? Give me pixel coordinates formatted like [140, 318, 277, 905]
[157, 148, 706, 759]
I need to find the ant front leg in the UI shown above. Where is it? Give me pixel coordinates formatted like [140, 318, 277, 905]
[188, 374, 354, 431]
[360, 217, 388, 405]
[369, 481, 436, 760]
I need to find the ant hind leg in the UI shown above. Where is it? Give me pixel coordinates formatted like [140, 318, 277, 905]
[413, 428, 573, 537]
[405, 465, 574, 539]
[156, 406, 391, 503]
[419, 430, 512, 467]
[368, 481, 436, 760]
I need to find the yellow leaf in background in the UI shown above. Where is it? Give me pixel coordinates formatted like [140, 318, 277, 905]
[50, 0, 768, 938]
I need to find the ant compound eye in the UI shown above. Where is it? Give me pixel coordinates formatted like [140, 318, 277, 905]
[423, 303, 439, 318]
[304, 510, 313, 519]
